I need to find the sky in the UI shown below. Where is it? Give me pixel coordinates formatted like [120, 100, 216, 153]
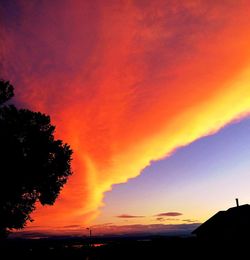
[1, 0, 250, 236]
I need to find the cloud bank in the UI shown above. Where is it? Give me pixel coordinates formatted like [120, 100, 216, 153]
[11, 223, 200, 238]
[1, 1, 250, 228]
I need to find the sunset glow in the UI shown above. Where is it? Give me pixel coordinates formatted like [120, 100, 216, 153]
[1, 1, 250, 232]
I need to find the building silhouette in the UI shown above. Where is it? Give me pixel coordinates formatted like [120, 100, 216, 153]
[192, 199, 250, 240]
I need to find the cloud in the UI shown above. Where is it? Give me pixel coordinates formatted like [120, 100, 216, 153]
[156, 217, 165, 222]
[156, 217, 180, 222]
[182, 219, 198, 223]
[10, 223, 200, 238]
[63, 225, 82, 229]
[116, 214, 145, 219]
[156, 212, 183, 217]
[91, 223, 114, 228]
[1, 1, 250, 228]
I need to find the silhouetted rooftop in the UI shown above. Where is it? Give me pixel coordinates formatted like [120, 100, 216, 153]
[192, 204, 250, 240]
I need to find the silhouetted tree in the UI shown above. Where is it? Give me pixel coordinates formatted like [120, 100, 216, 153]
[0, 80, 73, 238]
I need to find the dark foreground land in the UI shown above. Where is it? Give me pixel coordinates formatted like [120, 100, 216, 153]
[1, 236, 249, 259]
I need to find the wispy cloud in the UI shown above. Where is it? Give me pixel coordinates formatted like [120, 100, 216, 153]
[156, 217, 181, 222]
[92, 223, 114, 228]
[182, 219, 198, 223]
[116, 214, 145, 219]
[63, 225, 82, 228]
[156, 217, 165, 222]
[156, 212, 182, 217]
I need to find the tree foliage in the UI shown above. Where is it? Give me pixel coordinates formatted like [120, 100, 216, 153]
[0, 80, 73, 238]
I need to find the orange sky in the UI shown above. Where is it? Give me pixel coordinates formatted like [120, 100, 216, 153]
[2, 0, 250, 229]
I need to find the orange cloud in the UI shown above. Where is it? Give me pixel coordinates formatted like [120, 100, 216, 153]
[1, 1, 250, 229]
[116, 215, 145, 219]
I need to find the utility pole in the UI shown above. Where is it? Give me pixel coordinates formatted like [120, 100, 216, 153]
[86, 228, 92, 247]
